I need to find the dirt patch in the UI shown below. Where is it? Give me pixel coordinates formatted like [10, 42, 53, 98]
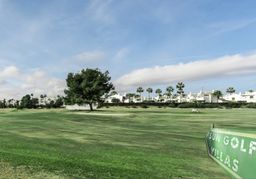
[0, 162, 67, 179]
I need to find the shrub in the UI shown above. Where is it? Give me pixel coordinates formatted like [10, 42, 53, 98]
[178, 103, 196, 108]
[111, 98, 121, 103]
[141, 105, 148, 108]
[168, 103, 176, 108]
[245, 103, 256, 108]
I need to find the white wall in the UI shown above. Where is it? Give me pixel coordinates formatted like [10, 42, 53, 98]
[66, 104, 98, 110]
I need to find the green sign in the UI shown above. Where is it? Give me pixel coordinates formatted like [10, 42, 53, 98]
[206, 127, 256, 179]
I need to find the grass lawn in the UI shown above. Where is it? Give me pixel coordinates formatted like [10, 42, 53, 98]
[0, 107, 256, 178]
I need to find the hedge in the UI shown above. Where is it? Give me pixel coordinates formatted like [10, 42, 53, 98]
[101, 102, 254, 108]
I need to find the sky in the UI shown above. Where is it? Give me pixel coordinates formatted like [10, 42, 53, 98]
[0, 0, 256, 99]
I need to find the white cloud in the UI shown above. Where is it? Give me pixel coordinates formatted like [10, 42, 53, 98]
[208, 18, 256, 35]
[0, 66, 20, 78]
[115, 53, 256, 90]
[0, 66, 65, 99]
[72, 51, 105, 63]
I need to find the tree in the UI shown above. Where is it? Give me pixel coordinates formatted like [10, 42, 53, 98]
[125, 93, 135, 103]
[15, 100, 19, 108]
[8, 99, 14, 108]
[46, 100, 55, 108]
[64, 68, 114, 111]
[176, 82, 185, 96]
[20, 94, 32, 108]
[136, 87, 144, 100]
[146, 88, 153, 99]
[155, 88, 162, 100]
[20, 94, 39, 109]
[40, 94, 44, 104]
[40, 94, 47, 107]
[3, 99, 6, 108]
[166, 86, 174, 98]
[110, 91, 118, 96]
[31, 98, 39, 108]
[212, 90, 223, 103]
[54, 96, 64, 108]
[104, 90, 117, 101]
[226, 87, 235, 95]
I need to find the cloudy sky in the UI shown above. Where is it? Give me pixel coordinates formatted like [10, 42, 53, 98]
[0, 0, 256, 99]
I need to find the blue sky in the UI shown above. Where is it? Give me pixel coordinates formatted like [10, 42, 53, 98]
[0, 0, 256, 98]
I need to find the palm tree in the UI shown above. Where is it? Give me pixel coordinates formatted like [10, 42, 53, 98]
[136, 87, 144, 101]
[176, 82, 185, 96]
[226, 87, 235, 95]
[40, 94, 44, 104]
[40, 94, 47, 106]
[155, 89, 162, 101]
[212, 90, 223, 103]
[166, 86, 174, 99]
[146, 88, 153, 99]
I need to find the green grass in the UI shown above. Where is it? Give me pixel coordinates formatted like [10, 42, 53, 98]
[1, 107, 256, 178]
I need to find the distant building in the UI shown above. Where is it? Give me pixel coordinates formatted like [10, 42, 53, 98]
[223, 93, 246, 102]
[223, 91, 256, 103]
[241, 91, 256, 103]
[186, 91, 218, 103]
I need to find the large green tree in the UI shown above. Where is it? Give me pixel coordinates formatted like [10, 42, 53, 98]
[64, 68, 114, 111]
[20, 94, 39, 109]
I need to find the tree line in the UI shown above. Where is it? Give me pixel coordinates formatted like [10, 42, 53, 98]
[0, 68, 253, 111]
[0, 94, 64, 109]
[112, 84, 241, 103]
[121, 82, 185, 103]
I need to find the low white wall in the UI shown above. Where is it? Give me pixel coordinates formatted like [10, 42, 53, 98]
[65, 104, 98, 110]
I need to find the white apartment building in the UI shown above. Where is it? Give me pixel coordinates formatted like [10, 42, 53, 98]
[186, 91, 218, 103]
[223, 91, 256, 103]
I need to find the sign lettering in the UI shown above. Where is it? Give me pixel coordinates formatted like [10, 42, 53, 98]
[206, 128, 256, 179]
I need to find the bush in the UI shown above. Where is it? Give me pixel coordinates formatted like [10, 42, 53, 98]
[168, 103, 176, 108]
[141, 105, 148, 108]
[177, 103, 196, 108]
[245, 103, 256, 108]
[111, 98, 121, 103]
[101, 102, 255, 109]
[143, 100, 155, 103]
